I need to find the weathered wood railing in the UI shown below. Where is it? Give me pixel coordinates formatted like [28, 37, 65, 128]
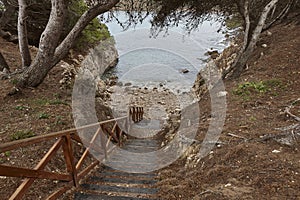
[129, 106, 144, 123]
[0, 106, 144, 199]
[0, 116, 127, 200]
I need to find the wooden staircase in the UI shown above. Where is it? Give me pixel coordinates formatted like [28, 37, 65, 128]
[74, 137, 160, 200]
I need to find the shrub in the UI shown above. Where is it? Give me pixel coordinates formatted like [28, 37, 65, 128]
[11, 130, 36, 141]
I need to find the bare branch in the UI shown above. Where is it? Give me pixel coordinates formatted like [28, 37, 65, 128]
[284, 98, 300, 122]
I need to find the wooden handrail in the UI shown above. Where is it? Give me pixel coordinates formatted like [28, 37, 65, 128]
[0, 115, 128, 200]
[0, 106, 145, 199]
[0, 116, 127, 153]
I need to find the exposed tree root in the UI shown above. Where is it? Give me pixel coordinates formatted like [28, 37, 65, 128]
[284, 98, 300, 122]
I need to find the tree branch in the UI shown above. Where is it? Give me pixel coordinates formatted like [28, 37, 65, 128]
[263, 0, 294, 31]
[53, 0, 120, 64]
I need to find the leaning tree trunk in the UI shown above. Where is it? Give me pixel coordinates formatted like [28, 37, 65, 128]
[229, 0, 280, 79]
[16, 0, 120, 88]
[17, 0, 67, 87]
[18, 0, 31, 68]
[53, 0, 120, 63]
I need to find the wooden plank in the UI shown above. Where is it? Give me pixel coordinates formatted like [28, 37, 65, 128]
[62, 135, 79, 187]
[102, 125, 119, 143]
[76, 127, 102, 171]
[71, 133, 82, 144]
[9, 138, 63, 200]
[0, 131, 73, 153]
[0, 165, 71, 181]
[46, 185, 72, 200]
[111, 122, 118, 134]
[78, 160, 99, 180]
[76, 149, 89, 171]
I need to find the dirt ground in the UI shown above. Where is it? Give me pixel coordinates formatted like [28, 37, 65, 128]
[0, 20, 300, 199]
[156, 22, 300, 199]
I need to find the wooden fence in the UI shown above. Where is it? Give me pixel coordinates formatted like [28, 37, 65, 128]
[129, 106, 144, 123]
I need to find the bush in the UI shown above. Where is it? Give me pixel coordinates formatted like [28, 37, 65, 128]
[233, 79, 283, 99]
[68, 0, 111, 50]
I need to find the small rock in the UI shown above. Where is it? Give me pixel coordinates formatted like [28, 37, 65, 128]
[124, 82, 132, 86]
[272, 149, 281, 153]
[266, 31, 272, 36]
[181, 68, 189, 74]
[225, 183, 232, 187]
[205, 50, 219, 59]
[217, 91, 228, 97]
[116, 82, 123, 86]
[78, 55, 84, 61]
[158, 101, 166, 105]
[72, 58, 80, 65]
[262, 44, 268, 48]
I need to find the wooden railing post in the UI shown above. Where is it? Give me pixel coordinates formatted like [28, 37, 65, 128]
[129, 106, 144, 123]
[62, 135, 78, 187]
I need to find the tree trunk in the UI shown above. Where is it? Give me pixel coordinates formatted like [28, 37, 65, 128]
[17, 0, 120, 88]
[230, 0, 279, 78]
[17, 0, 67, 87]
[0, 52, 10, 72]
[222, 0, 250, 79]
[53, 0, 120, 63]
[18, 0, 31, 68]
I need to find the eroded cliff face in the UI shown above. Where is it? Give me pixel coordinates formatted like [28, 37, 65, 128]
[67, 37, 119, 132]
[193, 40, 240, 98]
[80, 37, 118, 84]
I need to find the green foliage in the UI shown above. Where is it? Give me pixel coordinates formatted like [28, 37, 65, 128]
[68, 0, 111, 50]
[249, 116, 257, 121]
[234, 81, 268, 96]
[11, 79, 18, 85]
[11, 130, 36, 141]
[15, 105, 26, 110]
[38, 113, 50, 119]
[76, 21, 111, 50]
[233, 79, 283, 100]
[0, 3, 5, 11]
